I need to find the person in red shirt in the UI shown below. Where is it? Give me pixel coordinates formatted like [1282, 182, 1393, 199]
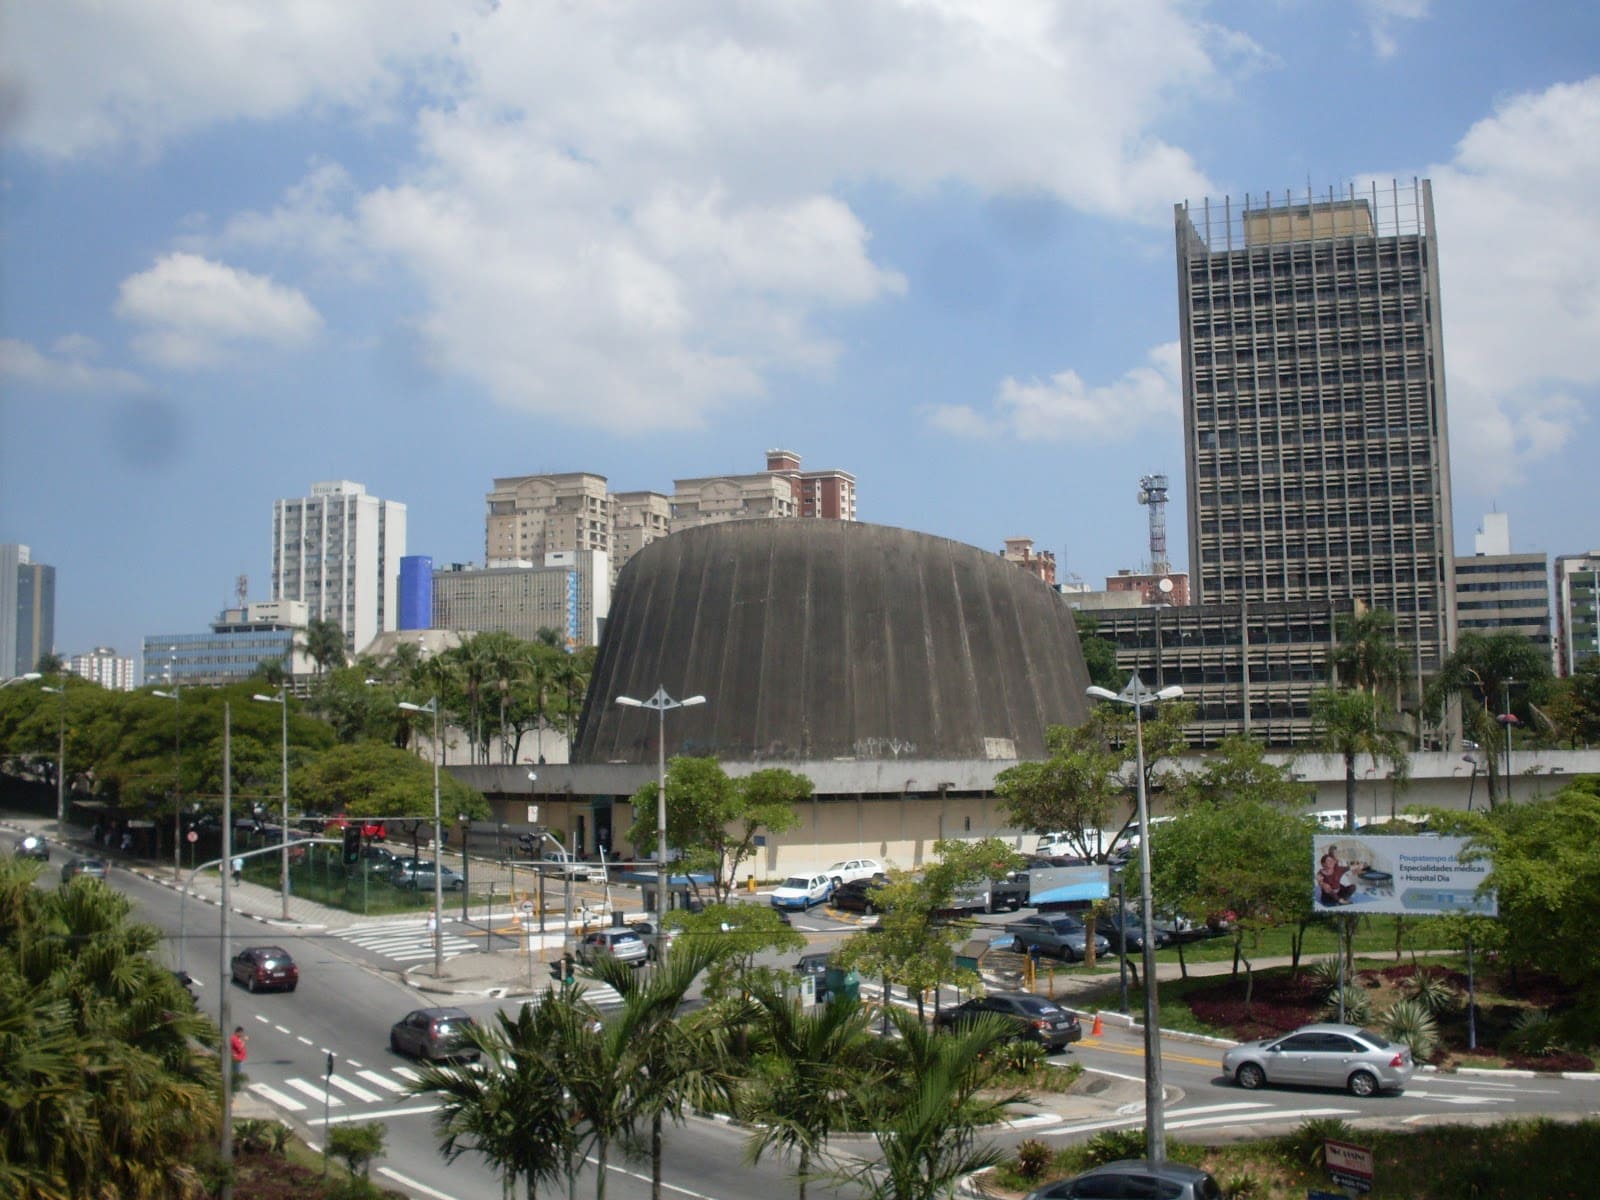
[230, 1026, 248, 1080]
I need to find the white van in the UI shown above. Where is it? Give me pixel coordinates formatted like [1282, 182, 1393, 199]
[1034, 829, 1108, 858]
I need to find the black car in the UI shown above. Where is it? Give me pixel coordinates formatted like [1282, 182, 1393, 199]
[933, 991, 1081, 1051]
[14, 834, 49, 862]
[831, 875, 888, 914]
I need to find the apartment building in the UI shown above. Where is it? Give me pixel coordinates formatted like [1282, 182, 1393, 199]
[1554, 551, 1600, 677]
[1454, 514, 1551, 665]
[271, 481, 406, 655]
[68, 647, 136, 691]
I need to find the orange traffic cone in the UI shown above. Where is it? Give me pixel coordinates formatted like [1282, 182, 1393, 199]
[1090, 1011, 1104, 1038]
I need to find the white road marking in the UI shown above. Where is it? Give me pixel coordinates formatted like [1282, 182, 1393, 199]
[357, 1070, 410, 1093]
[296, 1036, 313, 1045]
[391, 1065, 423, 1082]
[1167, 1102, 1271, 1116]
[327, 1075, 384, 1102]
[314, 1103, 441, 1126]
[376, 1167, 457, 1200]
[1169, 1106, 1358, 1130]
[246, 1082, 307, 1112]
[273, 1025, 291, 1035]
[1401, 1090, 1510, 1105]
[283, 1077, 343, 1104]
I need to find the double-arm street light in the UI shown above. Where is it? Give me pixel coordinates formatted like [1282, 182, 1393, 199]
[615, 686, 706, 962]
[152, 685, 184, 879]
[40, 680, 68, 835]
[1087, 675, 1183, 1163]
[398, 697, 444, 977]
[252, 687, 292, 919]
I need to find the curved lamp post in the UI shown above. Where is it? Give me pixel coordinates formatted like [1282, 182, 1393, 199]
[399, 698, 444, 977]
[252, 687, 291, 919]
[615, 687, 705, 963]
[1087, 675, 1183, 1163]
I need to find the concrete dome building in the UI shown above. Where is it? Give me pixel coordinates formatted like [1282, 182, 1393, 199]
[575, 520, 1093, 766]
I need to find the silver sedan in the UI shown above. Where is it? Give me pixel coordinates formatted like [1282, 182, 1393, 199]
[1222, 1022, 1414, 1097]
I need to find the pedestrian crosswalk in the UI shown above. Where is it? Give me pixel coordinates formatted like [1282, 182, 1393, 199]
[247, 1063, 427, 1116]
[332, 920, 479, 964]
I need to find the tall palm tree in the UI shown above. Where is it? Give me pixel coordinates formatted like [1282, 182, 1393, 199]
[1333, 606, 1405, 698]
[1425, 630, 1553, 808]
[741, 987, 881, 1200]
[297, 617, 349, 677]
[1309, 687, 1409, 832]
[834, 1009, 1026, 1200]
[411, 998, 575, 1198]
[586, 938, 727, 1200]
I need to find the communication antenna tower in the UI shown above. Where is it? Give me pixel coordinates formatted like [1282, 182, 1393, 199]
[1136, 474, 1170, 575]
[235, 573, 249, 607]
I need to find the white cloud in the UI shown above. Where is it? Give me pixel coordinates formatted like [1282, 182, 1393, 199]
[0, 338, 147, 393]
[930, 343, 1182, 442]
[115, 253, 322, 368]
[0, 0, 472, 159]
[1360, 0, 1429, 58]
[14, 3, 1260, 427]
[1420, 76, 1600, 491]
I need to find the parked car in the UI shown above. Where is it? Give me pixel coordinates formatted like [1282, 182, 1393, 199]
[13, 834, 49, 862]
[1025, 1158, 1223, 1199]
[831, 874, 889, 913]
[794, 950, 834, 1001]
[539, 849, 607, 882]
[61, 857, 109, 884]
[230, 946, 299, 993]
[627, 920, 677, 961]
[575, 927, 648, 967]
[1221, 1022, 1415, 1097]
[390, 859, 464, 891]
[390, 1007, 479, 1061]
[1097, 908, 1172, 954]
[933, 991, 1081, 1051]
[770, 873, 834, 911]
[1005, 914, 1111, 963]
[360, 844, 400, 874]
[823, 857, 885, 886]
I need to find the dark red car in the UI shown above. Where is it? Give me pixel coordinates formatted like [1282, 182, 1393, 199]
[230, 946, 299, 993]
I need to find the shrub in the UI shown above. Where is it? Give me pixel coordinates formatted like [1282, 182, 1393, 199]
[1280, 1116, 1356, 1168]
[1381, 997, 1440, 1061]
[1507, 1008, 1562, 1057]
[1220, 1170, 1261, 1197]
[1319, 985, 1371, 1024]
[1306, 957, 1342, 995]
[1408, 968, 1461, 1016]
[1013, 1138, 1053, 1181]
[327, 1122, 387, 1180]
[233, 1117, 290, 1155]
[1082, 1128, 1146, 1166]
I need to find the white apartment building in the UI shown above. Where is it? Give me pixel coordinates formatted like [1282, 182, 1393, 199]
[271, 481, 406, 655]
[68, 647, 136, 691]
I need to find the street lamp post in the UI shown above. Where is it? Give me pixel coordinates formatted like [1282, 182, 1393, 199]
[153, 685, 183, 879]
[40, 681, 67, 835]
[252, 687, 291, 919]
[615, 686, 706, 962]
[399, 698, 444, 977]
[1087, 675, 1183, 1163]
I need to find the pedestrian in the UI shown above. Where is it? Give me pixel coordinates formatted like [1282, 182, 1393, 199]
[120, 829, 133, 854]
[231, 856, 244, 885]
[229, 1025, 248, 1081]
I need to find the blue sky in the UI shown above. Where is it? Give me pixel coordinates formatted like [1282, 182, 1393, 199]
[3, 1, 1598, 670]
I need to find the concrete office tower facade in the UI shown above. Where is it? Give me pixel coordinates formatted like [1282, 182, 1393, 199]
[432, 551, 610, 649]
[69, 647, 136, 691]
[1176, 180, 1457, 713]
[3, 544, 57, 676]
[1455, 514, 1550, 666]
[271, 481, 406, 656]
[1554, 552, 1600, 677]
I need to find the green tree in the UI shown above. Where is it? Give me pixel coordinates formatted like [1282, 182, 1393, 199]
[1173, 735, 1313, 811]
[1309, 687, 1409, 833]
[1426, 631, 1556, 807]
[1072, 612, 1121, 691]
[326, 1122, 386, 1179]
[835, 1009, 1026, 1200]
[412, 1001, 574, 1198]
[994, 721, 1123, 861]
[1332, 606, 1405, 698]
[1543, 657, 1600, 748]
[628, 757, 809, 903]
[294, 741, 488, 860]
[741, 988, 882, 1200]
[669, 903, 804, 1001]
[298, 617, 349, 677]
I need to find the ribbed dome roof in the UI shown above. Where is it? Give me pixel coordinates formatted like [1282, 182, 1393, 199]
[573, 520, 1091, 765]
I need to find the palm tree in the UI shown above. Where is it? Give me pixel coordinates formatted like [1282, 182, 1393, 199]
[586, 938, 728, 1200]
[297, 617, 349, 677]
[411, 999, 575, 1198]
[1309, 687, 1409, 832]
[834, 1009, 1026, 1200]
[741, 987, 881, 1200]
[1425, 631, 1553, 808]
[1333, 606, 1405, 698]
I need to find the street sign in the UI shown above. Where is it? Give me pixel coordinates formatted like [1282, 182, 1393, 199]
[527, 804, 538, 822]
[1325, 1140, 1373, 1194]
[186, 831, 198, 843]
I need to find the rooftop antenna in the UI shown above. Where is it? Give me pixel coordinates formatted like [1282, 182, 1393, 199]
[235, 573, 249, 607]
[1137, 474, 1170, 575]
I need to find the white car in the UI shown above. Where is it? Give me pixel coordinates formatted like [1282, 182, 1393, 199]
[770, 873, 835, 911]
[824, 857, 885, 886]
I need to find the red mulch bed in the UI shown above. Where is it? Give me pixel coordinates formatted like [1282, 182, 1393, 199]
[1183, 971, 1325, 1041]
[1507, 1051, 1595, 1073]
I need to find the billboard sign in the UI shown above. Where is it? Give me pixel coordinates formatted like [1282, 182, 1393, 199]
[1313, 835, 1496, 916]
[1324, 1139, 1373, 1194]
[1028, 865, 1111, 906]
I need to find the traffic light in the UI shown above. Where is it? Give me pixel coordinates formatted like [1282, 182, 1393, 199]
[342, 825, 361, 864]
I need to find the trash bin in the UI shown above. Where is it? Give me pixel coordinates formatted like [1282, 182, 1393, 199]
[823, 965, 859, 1004]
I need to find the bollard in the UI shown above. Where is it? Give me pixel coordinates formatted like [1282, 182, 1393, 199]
[748, 874, 756, 894]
